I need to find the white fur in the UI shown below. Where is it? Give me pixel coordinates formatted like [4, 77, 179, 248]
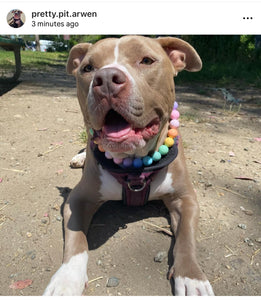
[43, 251, 88, 296]
[98, 165, 122, 201]
[113, 41, 119, 63]
[175, 276, 215, 296]
[70, 151, 86, 168]
[150, 170, 175, 200]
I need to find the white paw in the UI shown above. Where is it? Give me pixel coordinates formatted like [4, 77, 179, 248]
[43, 251, 88, 296]
[70, 151, 86, 168]
[175, 276, 214, 296]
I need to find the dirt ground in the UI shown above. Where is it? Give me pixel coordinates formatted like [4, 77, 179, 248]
[0, 66, 261, 296]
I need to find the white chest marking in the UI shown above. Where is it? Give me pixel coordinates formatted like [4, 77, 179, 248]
[98, 165, 122, 201]
[150, 170, 175, 200]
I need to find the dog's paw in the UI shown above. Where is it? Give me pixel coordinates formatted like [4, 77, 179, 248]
[70, 151, 86, 168]
[43, 251, 88, 296]
[175, 276, 214, 296]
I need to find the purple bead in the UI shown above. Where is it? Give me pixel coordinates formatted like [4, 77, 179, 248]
[173, 101, 178, 109]
[123, 157, 133, 167]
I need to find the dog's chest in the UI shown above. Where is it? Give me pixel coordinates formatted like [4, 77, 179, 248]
[98, 165, 174, 201]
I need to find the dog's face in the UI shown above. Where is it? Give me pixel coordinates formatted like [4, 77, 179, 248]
[67, 36, 202, 157]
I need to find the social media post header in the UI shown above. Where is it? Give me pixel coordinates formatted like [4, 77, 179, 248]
[1, 1, 261, 34]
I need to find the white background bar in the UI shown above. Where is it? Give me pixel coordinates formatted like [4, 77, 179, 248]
[0, 1, 260, 34]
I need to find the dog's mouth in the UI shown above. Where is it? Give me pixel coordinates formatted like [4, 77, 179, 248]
[93, 109, 160, 153]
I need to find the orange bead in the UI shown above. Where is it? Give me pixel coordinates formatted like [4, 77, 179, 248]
[168, 128, 178, 138]
[98, 144, 105, 152]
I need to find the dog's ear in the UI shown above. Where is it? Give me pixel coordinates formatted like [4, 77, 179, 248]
[67, 43, 92, 75]
[157, 37, 202, 75]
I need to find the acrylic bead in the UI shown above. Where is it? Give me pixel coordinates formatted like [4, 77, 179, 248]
[173, 101, 178, 109]
[113, 157, 123, 164]
[152, 151, 161, 161]
[133, 158, 143, 168]
[98, 144, 105, 152]
[105, 151, 113, 159]
[143, 156, 153, 166]
[170, 119, 179, 128]
[89, 128, 94, 136]
[168, 128, 178, 138]
[123, 157, 133, 167]
[171, 110, 180, 120]
[164, 137, 174, 147]
[158, 145, 169, 155]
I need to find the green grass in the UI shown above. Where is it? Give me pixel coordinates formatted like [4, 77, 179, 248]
[1, 48, 261, 87]
[0, 49, 68, 72]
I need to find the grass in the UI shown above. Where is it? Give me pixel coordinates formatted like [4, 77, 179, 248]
[1, 49, 261, 87]
[0, 49, 68, 72]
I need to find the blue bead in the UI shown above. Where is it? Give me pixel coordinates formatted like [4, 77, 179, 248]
[152, 151, 161, 161]
[143, 156, 153, 166]
[133, 158, 143, 168]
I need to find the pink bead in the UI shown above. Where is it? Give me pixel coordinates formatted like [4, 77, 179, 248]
[171, 110, 180, 120]
[113, 157, 123, 164]
[170, 119, 180, 128]
[105, 151, 113, 159]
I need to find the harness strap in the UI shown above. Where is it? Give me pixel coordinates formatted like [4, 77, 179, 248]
[92, 140, 179, 206]
[108, 171, 159, 206]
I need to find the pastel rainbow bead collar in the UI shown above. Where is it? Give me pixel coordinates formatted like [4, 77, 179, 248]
[93, 101, 180, 169]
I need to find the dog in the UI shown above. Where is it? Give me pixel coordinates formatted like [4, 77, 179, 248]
[43, 36, 214, 296]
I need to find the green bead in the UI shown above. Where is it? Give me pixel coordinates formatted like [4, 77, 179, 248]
[152, 151, 161, 161]
[158, 145, 169, 155]
[89, 128, 94, 136]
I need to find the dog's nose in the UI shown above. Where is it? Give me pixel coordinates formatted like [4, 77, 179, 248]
[92, 68, 127, 99]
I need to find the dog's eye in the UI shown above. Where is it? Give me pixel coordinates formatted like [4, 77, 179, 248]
[140, 57, 155, 65]
[83, 64, 94, 72]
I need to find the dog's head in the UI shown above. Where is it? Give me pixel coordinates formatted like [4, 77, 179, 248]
[67, 36, 201, 158]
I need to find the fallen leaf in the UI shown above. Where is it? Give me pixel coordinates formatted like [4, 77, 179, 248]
[9, 279, 33, 290]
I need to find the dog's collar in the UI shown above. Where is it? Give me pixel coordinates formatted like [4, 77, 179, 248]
[92, 141, 178, 206]
[91, 101, 180, 206]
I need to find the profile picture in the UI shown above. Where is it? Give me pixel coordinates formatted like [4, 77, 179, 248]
[7, 9, 25, 28]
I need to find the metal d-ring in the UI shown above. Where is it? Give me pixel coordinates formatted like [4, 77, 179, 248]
[127, 179, 146, 192]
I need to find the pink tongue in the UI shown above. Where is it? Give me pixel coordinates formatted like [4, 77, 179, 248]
[103, 110, 132, 138]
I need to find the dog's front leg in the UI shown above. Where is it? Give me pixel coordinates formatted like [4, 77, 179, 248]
[43, 186, 103, 296]
[164, 195, 214, 296]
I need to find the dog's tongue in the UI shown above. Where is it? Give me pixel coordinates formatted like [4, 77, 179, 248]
[103, 110, 132, 138]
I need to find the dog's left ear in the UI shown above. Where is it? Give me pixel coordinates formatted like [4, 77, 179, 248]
[157, 37, 202, 75]
[67, 43, 92, 75]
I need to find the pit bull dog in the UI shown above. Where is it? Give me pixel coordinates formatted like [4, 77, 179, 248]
[44, 36, 214, 296]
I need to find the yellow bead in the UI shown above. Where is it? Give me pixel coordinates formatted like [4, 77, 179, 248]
[164, 137, 174, 147]
[168, 128, 178, 138]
